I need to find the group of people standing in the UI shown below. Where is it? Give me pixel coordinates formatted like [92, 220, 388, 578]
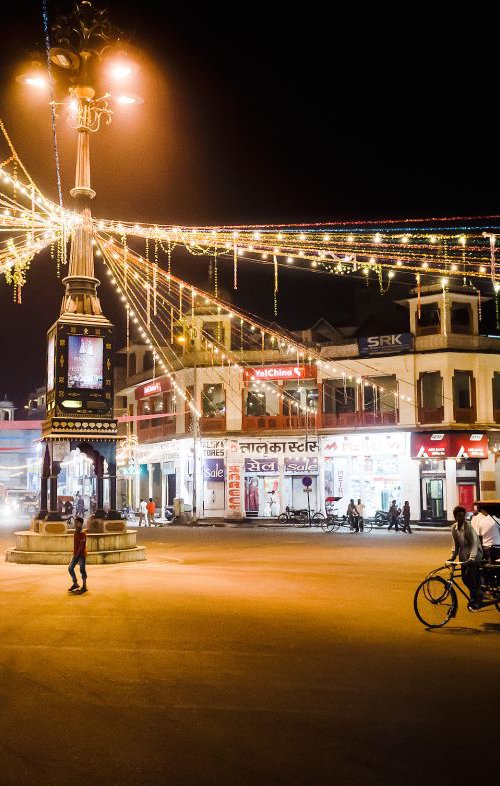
[346, 498, 412, 533]
[346, 499, 365, 532]
[137, 497, 156, 527]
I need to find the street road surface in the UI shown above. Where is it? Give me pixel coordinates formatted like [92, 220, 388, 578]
[0, 525, 498, 786]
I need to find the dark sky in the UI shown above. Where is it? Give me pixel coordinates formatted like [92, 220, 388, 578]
[0, 2, 498, 406]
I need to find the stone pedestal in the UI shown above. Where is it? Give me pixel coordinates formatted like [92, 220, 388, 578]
[5, 529, 146, 565]
[86, 517, 126, 534]
[30, 518, 68, 535]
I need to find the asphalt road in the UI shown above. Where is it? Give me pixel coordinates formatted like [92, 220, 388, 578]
[0, 524, 498, 786]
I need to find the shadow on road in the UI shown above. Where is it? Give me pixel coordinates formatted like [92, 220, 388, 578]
[425, 623, 500, 635]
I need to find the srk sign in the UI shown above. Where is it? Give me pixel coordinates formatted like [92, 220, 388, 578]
[358, 333, 413, 357]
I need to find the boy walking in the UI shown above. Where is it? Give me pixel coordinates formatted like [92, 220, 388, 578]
[138, 498, 147, 527]
[68, 516, 88, 594]
[146, 497, 156, 527]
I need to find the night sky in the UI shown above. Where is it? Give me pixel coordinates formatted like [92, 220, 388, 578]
[0, 3, 498, 406]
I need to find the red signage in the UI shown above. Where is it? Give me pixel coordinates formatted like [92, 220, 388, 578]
[243, 365, 316, 382]
[411, 432, 489, 460]
[135, 377, 171, 400]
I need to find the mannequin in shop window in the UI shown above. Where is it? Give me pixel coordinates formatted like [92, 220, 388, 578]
[245, 478, 259, 513]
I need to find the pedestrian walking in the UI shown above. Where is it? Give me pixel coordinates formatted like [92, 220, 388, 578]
[355, 499, 365, 533]
[75, 491, 85, 517]
[387, 500, 401, 531]
[401, 501, 412, 534]
[137, 498, 147, 527]
[67, 516, 88, 595]
[146, 497, 156, 527]
[347, 499, 358, 532]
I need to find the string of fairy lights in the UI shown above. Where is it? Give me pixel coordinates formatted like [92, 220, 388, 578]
[96, 232, 417, 421]
[2, 115, 500, 427]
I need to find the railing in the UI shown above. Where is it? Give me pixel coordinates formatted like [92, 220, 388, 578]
[322, 411, 398, 427]
[138, 418, 176, 442]
[242, 413, 318, 431]
[200, 416, 226, 433]
[453, 406, 476, 423]
[418, 406, 444, 424]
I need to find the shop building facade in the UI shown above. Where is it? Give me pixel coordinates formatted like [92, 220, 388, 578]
[115, 285, 500, 522]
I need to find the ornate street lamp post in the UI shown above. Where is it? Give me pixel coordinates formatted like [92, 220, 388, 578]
[35, 1, 133, 532]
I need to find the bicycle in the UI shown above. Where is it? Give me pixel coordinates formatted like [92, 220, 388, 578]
[413, 560, 500, 628]
[329, 514, 373, 533]
[288, 509, 326, 529]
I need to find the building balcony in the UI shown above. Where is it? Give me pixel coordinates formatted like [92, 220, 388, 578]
[242, 413, 318, 432]
[418, 406, 444, 425]
[453, 406, 476, 424]
[200, 416, 226, 433]
[322, 411, 398, 428]
[137, 418, 177, 443]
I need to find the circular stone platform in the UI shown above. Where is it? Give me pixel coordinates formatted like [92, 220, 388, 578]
[5, 530, 146, 565]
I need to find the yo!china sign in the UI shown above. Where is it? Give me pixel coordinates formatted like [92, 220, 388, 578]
[358, 333, 413, 357]
[203, 458, 225, 482]
[243, 365, 316, 382]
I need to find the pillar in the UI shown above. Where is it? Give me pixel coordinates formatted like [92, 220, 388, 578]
[95, 454, 105, 518]
[46, 460, 62, 521]
[480, 453, 497, 500]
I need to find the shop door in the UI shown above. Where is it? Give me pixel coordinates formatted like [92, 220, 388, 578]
[423, 478, 444, 519]
[291, 476, 317, 511]
[204, 481, 225, 511]
[457, 483, 475, 513]
[166, 473, 176, 506]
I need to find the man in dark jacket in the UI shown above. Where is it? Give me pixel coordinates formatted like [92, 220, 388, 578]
[67, 516, 88, 595]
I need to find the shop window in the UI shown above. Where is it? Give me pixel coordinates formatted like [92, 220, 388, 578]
[203, 321, 225, 346]
[138, 398, 152, 429]
[152, 394, 164, 427]
[493, 373, 500, 422]
[323, 379, 356, 414]
[418, 372, 444, 423]
[363, 376, 397, 416]
[202, 384, 225, 418]
[245, 390, 266, 416]
[143, 350, 154, 372]
[416, 303, 441, 336]
[283, 388, 301, 416]
[453, 370, 476, 421]
[128, 353, 136, 376]
[451, 303, 472, 334]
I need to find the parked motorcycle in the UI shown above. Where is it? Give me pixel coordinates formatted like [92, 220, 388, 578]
[278, 506, 309, 523]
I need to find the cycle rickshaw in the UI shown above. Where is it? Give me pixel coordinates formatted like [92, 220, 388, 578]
[414, 499, 500, 628]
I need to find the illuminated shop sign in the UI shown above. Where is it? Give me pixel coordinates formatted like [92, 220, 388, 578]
[322, 432, 407, 457]
[203, 458, 225, 482]
[135, 378, 171, 400]
[358, 333, 413, 356]
[67, 335, 103, 390]
[244, 458, 279, 473]
[243, 365, 316, 382]
[411, 432, 488, 459]
[284, 457, 319, 474]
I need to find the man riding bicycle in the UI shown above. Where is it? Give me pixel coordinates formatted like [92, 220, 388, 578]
[449, 505, 483, 610]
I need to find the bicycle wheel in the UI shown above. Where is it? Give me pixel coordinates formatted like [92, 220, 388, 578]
[291, 517, 306, 529]
[312, 512, 325, 526]
[321, 516, 335, 533]
[360, 518, 372, 533]
[414, 576, 457, 628]
[277, 513, 288, 523]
